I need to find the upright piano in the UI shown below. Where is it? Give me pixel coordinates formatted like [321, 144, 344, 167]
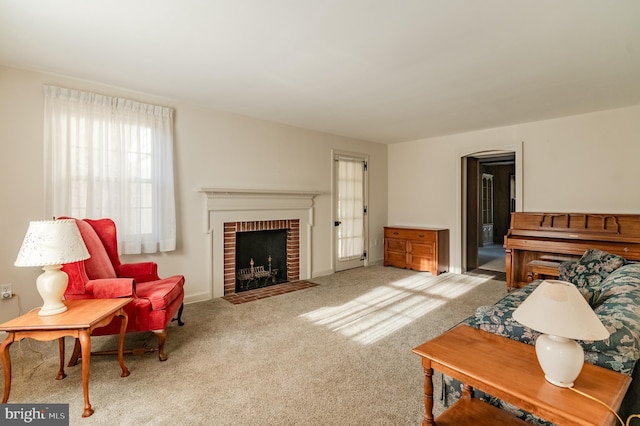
[504, 212, 640, 290]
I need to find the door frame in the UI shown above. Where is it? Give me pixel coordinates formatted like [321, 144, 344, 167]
[458, 142, 523, 273]
[332, 149, 369, 272]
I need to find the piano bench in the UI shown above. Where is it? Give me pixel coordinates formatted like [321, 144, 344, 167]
[526, 260, 561, 283]
[539, 254, 575, 263]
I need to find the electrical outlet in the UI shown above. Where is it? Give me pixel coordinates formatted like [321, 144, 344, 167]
[1, 284, 12, 299]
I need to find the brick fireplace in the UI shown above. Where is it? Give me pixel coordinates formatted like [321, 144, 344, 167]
[199, 188, 321, 298]
[223, 219, 300, 295]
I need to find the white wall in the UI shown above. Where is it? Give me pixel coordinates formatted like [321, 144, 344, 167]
[0, 66, 388, 322]
[388, 105, 640, 274]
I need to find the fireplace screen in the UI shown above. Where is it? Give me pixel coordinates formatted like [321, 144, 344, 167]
[235, 229, 288, 292]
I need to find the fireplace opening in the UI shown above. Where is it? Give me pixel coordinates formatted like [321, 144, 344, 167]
[235, 229, 288, 292]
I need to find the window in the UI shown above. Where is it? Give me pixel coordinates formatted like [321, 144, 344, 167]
[44, 85, 177, 254]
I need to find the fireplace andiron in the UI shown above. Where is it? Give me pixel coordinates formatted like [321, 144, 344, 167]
[236, 257, 279, 291]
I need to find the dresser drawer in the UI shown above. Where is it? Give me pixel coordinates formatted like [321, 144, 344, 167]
[385, 227, 411, 240]
[384, 227, 436, 242]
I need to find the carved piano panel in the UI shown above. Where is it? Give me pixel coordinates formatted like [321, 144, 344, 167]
[504, 213, 640, 290]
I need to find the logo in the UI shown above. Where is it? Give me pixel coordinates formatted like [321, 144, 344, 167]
[2, 404, 68, 425]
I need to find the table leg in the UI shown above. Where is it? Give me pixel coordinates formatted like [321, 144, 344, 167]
[117, 309, 130, 377]
[422, 360, 435, 426]
[1, 332, 15, 403]
[56, 337, 67, 380]
[505, 248, 514, 291]
[79, 330, 94, 417]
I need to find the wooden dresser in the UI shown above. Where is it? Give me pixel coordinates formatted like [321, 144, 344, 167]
[384, 226, 449, 275]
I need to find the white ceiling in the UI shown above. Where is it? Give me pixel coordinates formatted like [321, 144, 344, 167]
[1, 1, 640, 144]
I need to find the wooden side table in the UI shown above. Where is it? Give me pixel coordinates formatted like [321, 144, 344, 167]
[412, 325, 631, 426]
[0, 298, 132, 417]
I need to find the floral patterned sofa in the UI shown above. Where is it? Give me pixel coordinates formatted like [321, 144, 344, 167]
[443, 249, 640, 424]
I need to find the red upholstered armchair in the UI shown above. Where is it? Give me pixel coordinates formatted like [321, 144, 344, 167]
[60, 217, 185, 361]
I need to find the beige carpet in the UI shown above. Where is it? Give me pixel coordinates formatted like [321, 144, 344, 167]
[2, 266, 507, 425]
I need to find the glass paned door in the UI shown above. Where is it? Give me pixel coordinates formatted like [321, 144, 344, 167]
[334, 153, 367, 271]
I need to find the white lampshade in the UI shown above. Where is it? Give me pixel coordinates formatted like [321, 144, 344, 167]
[15, 219, 90, 267]
[15, 219, 90, 316]
[513, 280, 610, 387]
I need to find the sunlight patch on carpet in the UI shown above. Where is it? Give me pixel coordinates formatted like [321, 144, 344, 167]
[300, 274, 491, 344]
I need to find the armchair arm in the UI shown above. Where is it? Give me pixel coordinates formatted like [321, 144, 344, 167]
[62, 261, 90, 295]
[116, 262, 159, 283]
[87, 278, 136, 299]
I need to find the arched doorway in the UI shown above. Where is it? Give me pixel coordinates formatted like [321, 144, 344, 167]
[459, 145, 522, 274]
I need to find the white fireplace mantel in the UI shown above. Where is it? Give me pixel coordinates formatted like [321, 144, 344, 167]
[199, 187, 323, 197]
[198, 187, 323, 298]
[198, 187, 323, 215]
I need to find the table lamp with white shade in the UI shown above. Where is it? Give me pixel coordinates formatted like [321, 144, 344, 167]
[14, 219, 90, 316]
[513, 279, 610, 388]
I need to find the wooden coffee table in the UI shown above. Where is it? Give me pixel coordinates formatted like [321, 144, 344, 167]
[0, 298, 132, 417]
[412, 325, 631, 426]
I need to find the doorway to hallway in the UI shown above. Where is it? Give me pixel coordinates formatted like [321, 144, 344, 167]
[464, 152, 515, 275]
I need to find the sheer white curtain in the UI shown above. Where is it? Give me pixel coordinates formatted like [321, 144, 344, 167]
[44, 85, 177, 254]
[337, 158, 364, 260]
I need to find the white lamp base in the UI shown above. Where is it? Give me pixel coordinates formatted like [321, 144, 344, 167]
[535, 334, 584, 388]
[36, 264, 68, 316]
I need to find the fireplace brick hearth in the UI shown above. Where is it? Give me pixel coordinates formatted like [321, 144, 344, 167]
[223, 219, 300, 295]
[222, 280, 317, 304]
